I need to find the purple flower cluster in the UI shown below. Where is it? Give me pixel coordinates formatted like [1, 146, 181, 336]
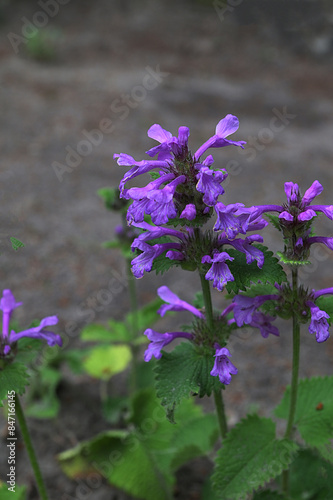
[143, 286, 238, 385]
[115, 115, 246, 226]
[251, 181, 333, 260]
[0, 289, 62, 357]
[115, 116, 272, 290]
[232, 285, 333, 343]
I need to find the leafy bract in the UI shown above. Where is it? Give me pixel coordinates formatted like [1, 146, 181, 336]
[226, 245, 287, 294]
[154, 342, 223, 422]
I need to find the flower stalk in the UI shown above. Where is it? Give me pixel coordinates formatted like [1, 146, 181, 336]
[15, 394, 49, 500]
[282, 267, 301, 494]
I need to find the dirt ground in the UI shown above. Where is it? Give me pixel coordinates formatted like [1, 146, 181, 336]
[0, 0, 333, 498]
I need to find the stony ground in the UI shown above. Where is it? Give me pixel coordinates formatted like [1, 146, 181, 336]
[0, 0, 333, 498]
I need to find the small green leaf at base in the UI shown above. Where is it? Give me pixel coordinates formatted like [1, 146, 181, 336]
[212, 414, 298, 500]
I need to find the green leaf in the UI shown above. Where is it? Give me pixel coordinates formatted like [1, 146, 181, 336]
[82, 345, 132, 380]
[226, 245, 287, 294]
[288, 449, 333, 499]
[265, 213, 282, 232]
[275, 376, 333, 450]
[128, 388, 218, 472]
[10, 237, 24, 251]
[276, 251, 310, 266]
[59, 389, 218, 500]
[58, 430, 173, 500]
[154, 342, 223, 422]
[212, 415, 298, 500]
[81, 322, 131, 343]
[152, 254, 181, 275]
[0, 363, 30, 406]
[253, 491, 289, 500]
[25, 367, 61, 419]
[102, 396, 129, 424]
[0, 483, 27, 499]
[14, 338, 44, 364]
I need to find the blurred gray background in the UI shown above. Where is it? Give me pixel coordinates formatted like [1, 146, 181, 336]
[0, 0, 333, 496]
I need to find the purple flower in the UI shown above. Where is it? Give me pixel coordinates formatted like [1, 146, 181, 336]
[180, 203, 196, 221]
[194, 115, 246, 161]
[114, 153, 170, 198]
[116, 116, 246, 225]
[10, 316, 62, 346]
[210, 344, 238, 385]
[233, 294, 280, 327]
[196, 167, 227, 207]
[224, 235, 265, 268]
[0, 289, 61, 357]
[0, 289, 22, 340]
[306, 302, 330, 343]
[251, 180, 333, 224]
[214, 203, 251, 238]
[157, 286, 204, 318]
[146, 175, 186, 225]
[306, 236, 333, 251]
[202, 251, 234, 291]
[250, 311, 279, 339]
[143, 328, 194, 361]
[145, 124, 190, 161]
[131, 240, 182, 278]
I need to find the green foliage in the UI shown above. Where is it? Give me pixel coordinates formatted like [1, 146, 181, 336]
[0, 362, 29, 406]
[82, 345, 132, 380]
[276, 251, 310, 267]
[226, 245, 287, 294]
[275, 376, 333, 459]
[102, 396, 129, 424]
[10, 237, 24, 251]
[0, 483, 27, 499]
[265, 213, 282, 232]
[253, 491, 289, 500]
[154, 342, 223, 422]
[25, 367, 61, 419]
[152, 254, 182, 275]
[81, 322, 131, 343]
[212, 415, 298, 500]
[58, 389, 218, 500]
[287, 449, 333, 499]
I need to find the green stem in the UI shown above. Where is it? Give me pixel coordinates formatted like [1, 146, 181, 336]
[213, 389, 228, 439]
[199, 272, 214, 332]
[196, 228, 228, 438]
[126, 257, 139, 393]
[282, 267, 301, 494]
[15, 394, 49, 500]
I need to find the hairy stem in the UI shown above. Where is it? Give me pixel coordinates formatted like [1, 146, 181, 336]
[15, 395, 49, 500]
[126, 257, 140, 393]
[196, 230, 228, 438]
[282, 267, 300, 494]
